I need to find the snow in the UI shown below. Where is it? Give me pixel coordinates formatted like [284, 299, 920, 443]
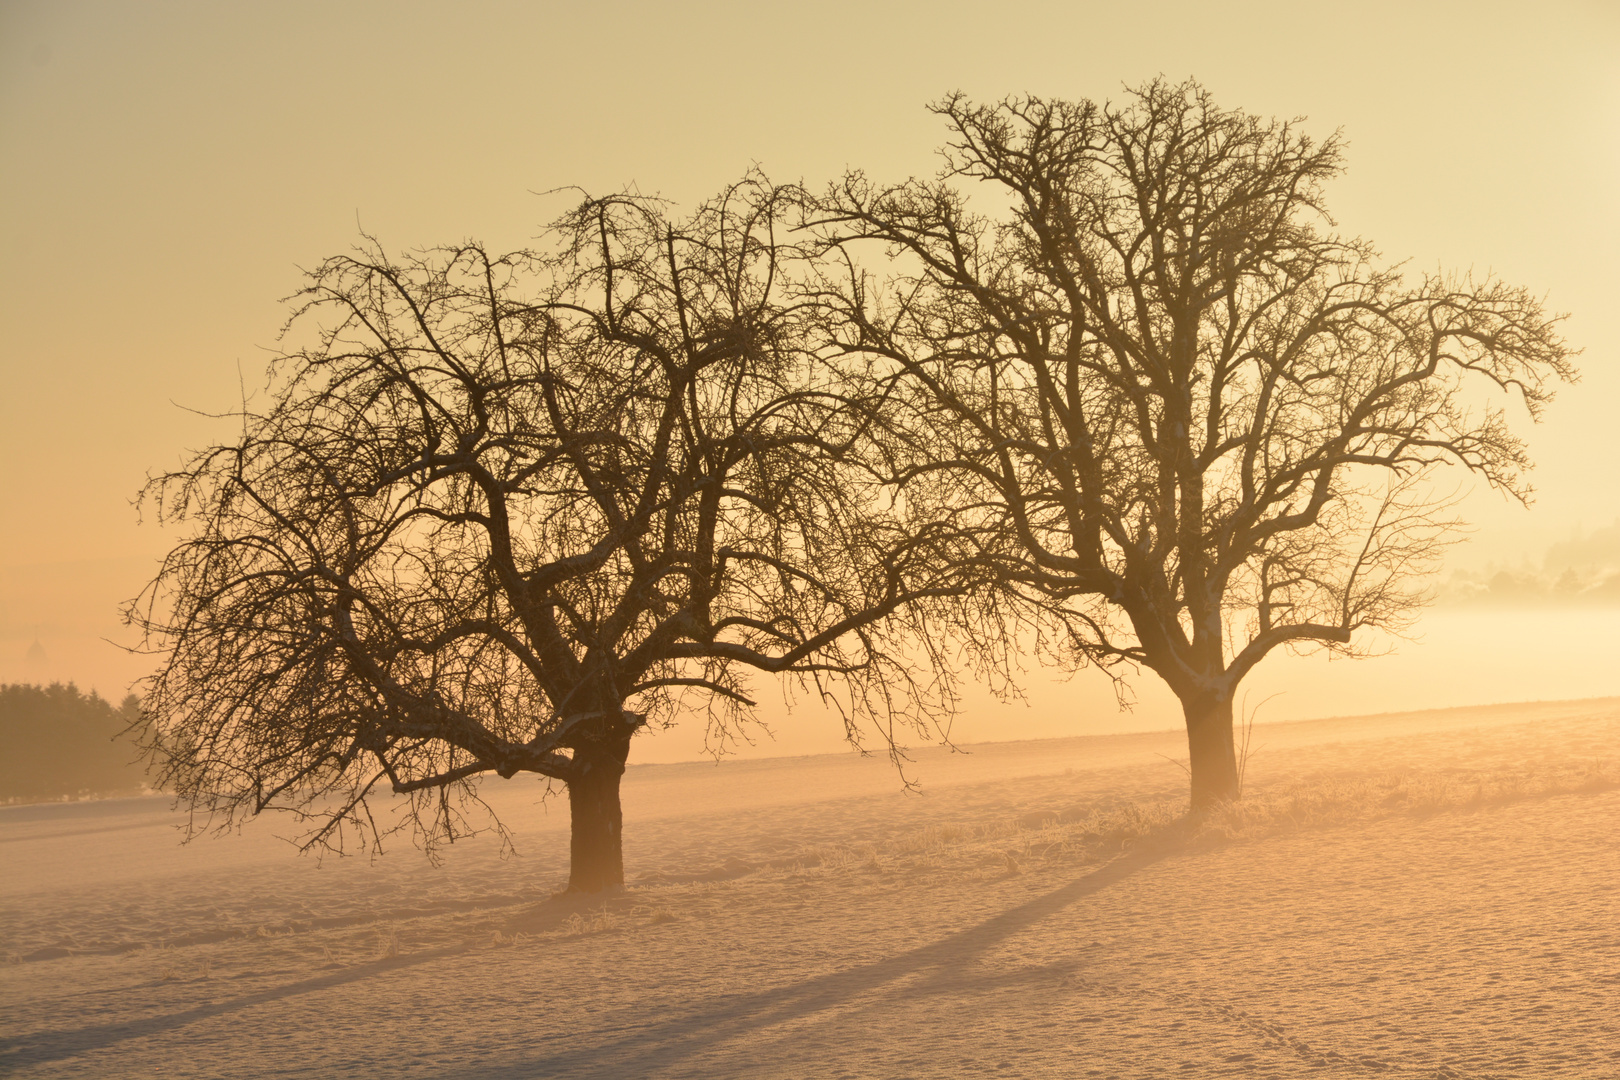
[3, 698, 1617, 1077]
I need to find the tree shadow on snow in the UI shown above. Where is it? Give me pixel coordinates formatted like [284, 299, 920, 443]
[0, 943, 469, 1069]
[459, 846, 1168, 1078]
[0, 847, 1163, 1073]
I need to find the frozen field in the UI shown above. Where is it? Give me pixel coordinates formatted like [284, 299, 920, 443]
[3, 698, 1617, 1078]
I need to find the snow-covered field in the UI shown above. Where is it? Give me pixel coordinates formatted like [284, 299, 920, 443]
[3, 698, 1617, 1078]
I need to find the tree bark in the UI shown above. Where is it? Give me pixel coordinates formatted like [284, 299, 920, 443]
[1182, 690, 1239, 809]
[565, 730, 633, 893]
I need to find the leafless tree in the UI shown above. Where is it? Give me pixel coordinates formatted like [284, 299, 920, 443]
[128, 177, 974, 891]
[809, 80, 1576, 806]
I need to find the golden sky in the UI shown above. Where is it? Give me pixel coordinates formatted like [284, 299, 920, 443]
[2, 0, 1617, 741]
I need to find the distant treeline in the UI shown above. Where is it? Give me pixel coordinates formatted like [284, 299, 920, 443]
[0, 683, 153, 803]
[1437, 567, 1620, 607]
[1437, 520, 1620, 608]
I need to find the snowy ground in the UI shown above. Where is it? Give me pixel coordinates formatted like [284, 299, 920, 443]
[3, 698, 1617, 1078]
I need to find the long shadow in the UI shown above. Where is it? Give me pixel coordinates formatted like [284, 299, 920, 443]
[0, 943, 468, 1069]
[0, 883, 655, 1068]
[16, 892, 540, 963]
[1, 846, 1165, 1074]
[452, 845, 1168, 1079]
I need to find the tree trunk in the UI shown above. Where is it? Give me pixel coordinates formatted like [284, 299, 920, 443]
[1182, 690, 1239, 809]
[565, 733, 632, 893]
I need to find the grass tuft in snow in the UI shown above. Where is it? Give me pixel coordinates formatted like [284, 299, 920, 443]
[563, 905, 620, 936]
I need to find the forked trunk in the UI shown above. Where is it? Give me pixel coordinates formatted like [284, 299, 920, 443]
[565, 735, 632, 893]
[1182, 691, 1239, 809]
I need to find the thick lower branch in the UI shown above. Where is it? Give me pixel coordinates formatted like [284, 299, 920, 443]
[391, 761, 491, 793]
[1228, 622, 1352, 684]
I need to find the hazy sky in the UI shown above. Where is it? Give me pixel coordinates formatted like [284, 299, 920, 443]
[2, 0, 1617, 745]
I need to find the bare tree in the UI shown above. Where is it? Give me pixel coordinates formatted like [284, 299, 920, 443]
[811, 80, 1576, 806]
[128, 178, 970, 891]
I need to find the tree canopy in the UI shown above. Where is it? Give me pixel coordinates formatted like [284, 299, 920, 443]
[808, 79, 1575, 804]
[129, 81, 1576, 885]
[129, 178, 975, 890]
